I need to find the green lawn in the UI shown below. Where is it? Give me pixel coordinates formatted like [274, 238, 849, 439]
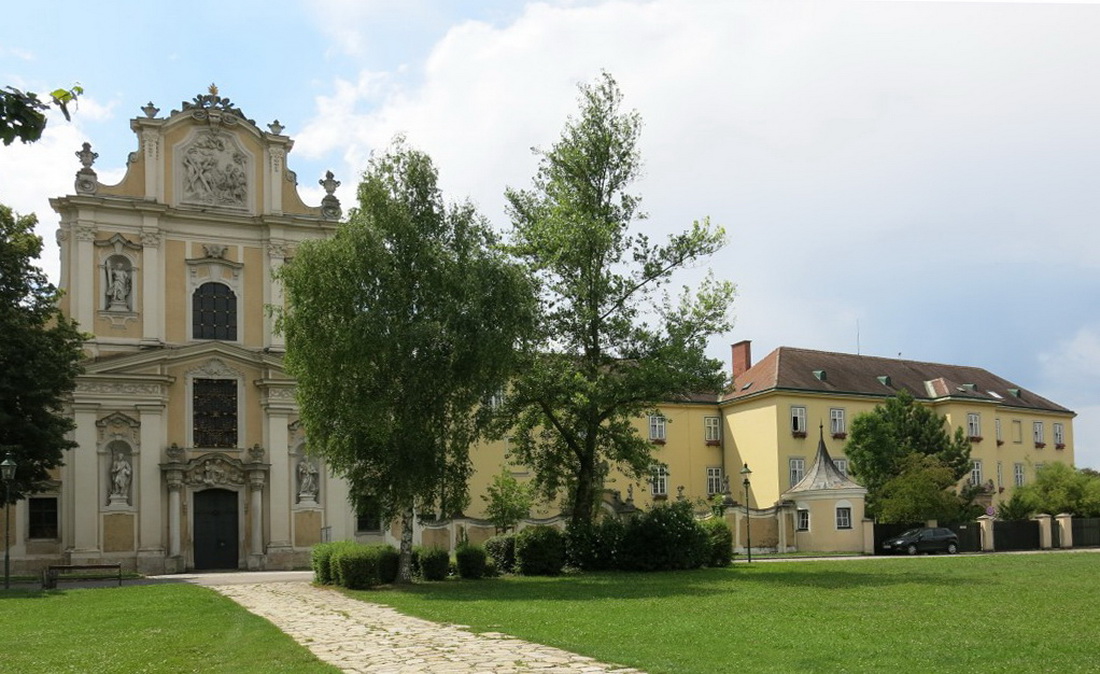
[0, 583, 336, 673]
[358, 553, 1100, 673]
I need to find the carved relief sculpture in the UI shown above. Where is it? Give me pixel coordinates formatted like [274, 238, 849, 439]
[181, 132, 248, 208]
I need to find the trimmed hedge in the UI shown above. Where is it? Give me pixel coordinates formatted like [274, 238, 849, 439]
[515, 525, 565, 576]
[455, 543, 487, 580]
[567, 517, 626, 571]
[484, 534, 516, 573]
[701, 517, 734, 567]
[311, 540, 358, 585]
[416, 546, 451, 581]
[330, 544, 400, 589]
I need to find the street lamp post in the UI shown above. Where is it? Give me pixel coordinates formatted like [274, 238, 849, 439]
[740, 463, 752, 563]
[2, 453, 16, 590]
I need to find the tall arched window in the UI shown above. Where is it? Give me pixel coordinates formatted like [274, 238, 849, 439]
[192, 282, 237, 340]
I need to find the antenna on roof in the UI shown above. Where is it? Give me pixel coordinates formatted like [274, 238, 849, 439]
[856, 320, 860, 355]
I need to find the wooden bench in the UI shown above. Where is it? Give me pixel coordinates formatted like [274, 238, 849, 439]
[41, 563, 123, 589]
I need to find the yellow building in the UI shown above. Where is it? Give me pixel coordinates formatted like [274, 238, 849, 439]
[6, 92, 1077, 572]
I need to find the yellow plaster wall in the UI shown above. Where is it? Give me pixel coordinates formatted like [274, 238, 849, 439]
[98, 146, 145, 197]
[723, 396, 780, 507]
[103, 513, 135, 552]
[164, 239, 187, 342]
[294, 510, 323, 548]
[242, 245, 263, 347]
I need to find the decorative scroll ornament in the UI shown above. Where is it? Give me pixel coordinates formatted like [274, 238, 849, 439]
[177, 84, 251, 123]
[185, 455, 245, 488]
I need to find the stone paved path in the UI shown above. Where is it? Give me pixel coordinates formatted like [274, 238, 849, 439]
[215, 582, 645, 674]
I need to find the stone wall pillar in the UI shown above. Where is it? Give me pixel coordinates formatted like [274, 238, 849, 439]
[139, 225, 163, 345]
[977, 515, 995, 551]
[1055, 513, 1073, 549]
[167, 476, 182, 559]
[248, 471, 265, 570]
[862, 518, 876, 555]
[1032, 513, 1052, 549]
[265, 410, 293, 566]
[71, 405, 102, 560]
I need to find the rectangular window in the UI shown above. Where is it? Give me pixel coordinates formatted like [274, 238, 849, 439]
[791, 406, 807, 435]
[651, 466, 669, 496]
[649, 415, 667, 442]
[356, 499, 383, 532]
[706, 467, 723, 495]
[704, 416, 721, 443]
[1014, 463, 1025, 487]
[997, 461, 1003, 489]
[797, 509, 810, 531]
[1054, 423, 1065, 447]
[836, 507, 852, 530]
[1012, 420, 1022, 443]
[971, 460, 983, 486]
[1033, 422, 1045, 446]
[789, 457, 806, 487]
[829, 408, 846, 436]
[834, 459, 848, 477]
[28, 497, 59, 539]
[967, 413, 981, 439]
[193, 378, 238, 448]
[995, 418, 1002, 443]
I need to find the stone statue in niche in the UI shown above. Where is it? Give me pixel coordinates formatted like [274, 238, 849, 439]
[105, 261, 131, 311]
[297, 457, 319, 503]
[181, 132, 248, 208]
[109, 453, 132, 505]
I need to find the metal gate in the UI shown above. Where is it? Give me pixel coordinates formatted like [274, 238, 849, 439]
[993, 519, 1040, 551]
[1051, 519, 1061, 549]
[1072, 517, 1100, 547]
[946, 522, 981, 552]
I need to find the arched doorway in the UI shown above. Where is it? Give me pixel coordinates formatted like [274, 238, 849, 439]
[193, 488, 239, 570]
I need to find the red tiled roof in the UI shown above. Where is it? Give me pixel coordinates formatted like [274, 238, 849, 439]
[721, 347, 1072, 414]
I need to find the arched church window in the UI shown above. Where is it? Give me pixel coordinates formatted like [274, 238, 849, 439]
[192, 282, 237, 340]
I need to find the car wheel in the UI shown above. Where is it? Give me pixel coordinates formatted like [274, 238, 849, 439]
[907, 544, 918, 555]
[947, 542, 958, 554]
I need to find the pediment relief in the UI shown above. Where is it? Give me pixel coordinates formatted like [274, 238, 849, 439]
[96, 412, 141, 445]
[183, 453, 247, 488]
[186, 357, 244, 380]
[175, 128, 253, 212]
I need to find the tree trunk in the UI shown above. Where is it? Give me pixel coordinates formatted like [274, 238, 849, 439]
[397, 506, 415, 583]
[571, 454, 596, 527]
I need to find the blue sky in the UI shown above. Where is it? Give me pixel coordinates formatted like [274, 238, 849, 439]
[3, 0, 1100, 467]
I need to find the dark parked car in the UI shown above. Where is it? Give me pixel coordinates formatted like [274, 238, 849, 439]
[882, 527, 959, 555]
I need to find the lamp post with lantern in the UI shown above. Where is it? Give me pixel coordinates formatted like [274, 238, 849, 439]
[2, 452, 16, 590]
[740, 463, 752, 563]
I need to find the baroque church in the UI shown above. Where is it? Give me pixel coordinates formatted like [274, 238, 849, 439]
[21, 91, 374, 574]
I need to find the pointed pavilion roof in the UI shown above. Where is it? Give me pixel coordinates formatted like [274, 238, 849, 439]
[785, 425, 865, 494]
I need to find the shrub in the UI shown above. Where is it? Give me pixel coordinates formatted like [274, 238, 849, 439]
[515, 525, 565, 576]
[619, 501, 708, 571]
[455, 543, 487, 580]
[312, 541, 356, 585]
[567, 517, 626, 571]
[416, 546, 451, 581]
[700, 517, 733, 567]
[484, 534, 516, 573]
[331, 544, 400, 589]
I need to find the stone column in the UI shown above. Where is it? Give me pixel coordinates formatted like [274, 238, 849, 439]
[71, 404, 101, 561]
[73, 224, 97, 331]
[140, 226, 163, 345]
[265, 410, 293, 566]
[166, 474, 182, 560]
[248, 471, 266, 570]
[264, 240, 287, 350]
[1032, 513, 1052, 549]
[136, 404, 166, 573]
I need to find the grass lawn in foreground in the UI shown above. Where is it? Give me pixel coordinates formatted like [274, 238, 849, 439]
[0, 583, 336, 673]
[360, 553, 1100, 673]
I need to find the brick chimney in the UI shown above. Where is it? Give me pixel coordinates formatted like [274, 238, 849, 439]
[731, 340, 752, 382]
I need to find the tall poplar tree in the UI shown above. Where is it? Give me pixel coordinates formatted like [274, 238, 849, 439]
[504, 73, 736, 530]
[276, 141, 534, 581]
[0, 205, 85, 501]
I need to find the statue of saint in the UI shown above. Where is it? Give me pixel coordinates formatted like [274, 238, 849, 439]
[298, 458, 319, 499]
[110, 454, 132, 497]
[106, 262, 131, 310]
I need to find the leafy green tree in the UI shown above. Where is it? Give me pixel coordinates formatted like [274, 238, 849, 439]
[1, 85, 82, 146]
[276, 140, 535, 581]
[845, 391, 971, 519]
[482, 468, 535, 533]
[503, 72, 736, 529]
[0, 205, 85, 501]
[876, 454, 965, 524]
[1016, 462, 1100, 517]
[996, 490, 1035, 521]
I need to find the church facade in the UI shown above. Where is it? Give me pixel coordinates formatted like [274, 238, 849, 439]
[20, 91, 370, 574]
